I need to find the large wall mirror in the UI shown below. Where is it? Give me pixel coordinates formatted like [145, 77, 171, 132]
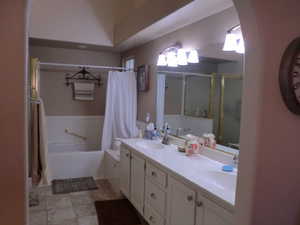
[156, 53, 243, 152]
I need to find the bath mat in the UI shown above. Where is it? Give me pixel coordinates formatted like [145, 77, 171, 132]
[95, 199, 141, 225]
[52, 176, 98, 194]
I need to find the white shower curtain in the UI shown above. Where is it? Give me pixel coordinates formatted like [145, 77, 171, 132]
[101, 71, 138, 151]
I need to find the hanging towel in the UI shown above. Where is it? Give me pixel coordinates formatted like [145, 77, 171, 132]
[101, 71, 138, 151]
[30, 58, 51, 186]
[73, 82, 95, 101]
[31, 98, 51, 186]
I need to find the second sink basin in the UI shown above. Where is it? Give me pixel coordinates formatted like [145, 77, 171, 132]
[205, 171, 237, 191]
[136, 140, 165, 150]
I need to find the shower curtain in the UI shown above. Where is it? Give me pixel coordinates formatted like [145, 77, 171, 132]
[101, 71, 138, 151]
[30, 58, 51, 185]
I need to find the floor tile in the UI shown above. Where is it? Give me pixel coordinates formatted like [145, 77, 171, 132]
[38, 185, 53, 197]
[47, 195, 73, 210]
[48, 207, 76, 225]
[30, 195, 47, 212]
[71, 193, 94, 206]
[78, 216, 99, 225]
[73, 204, 96, 217]
[90, 189, 109, 201]
[29, 179, 127, 225]
[70, 191, 91, 196]
[94, 180, 121, 200]
[30, 210, 47, 225]
[48, 218, 78, 225]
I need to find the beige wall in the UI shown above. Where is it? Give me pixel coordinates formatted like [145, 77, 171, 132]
[30, 0, 115, 46]
[122, 7, 241, 121]
[30, 46, 120, 115]
[234, 0, 300, 224]
[0, 0, 28, 224]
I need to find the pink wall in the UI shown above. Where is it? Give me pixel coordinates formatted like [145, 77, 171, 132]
[234, 0, 300, 224]
[0, 0, 28, 225]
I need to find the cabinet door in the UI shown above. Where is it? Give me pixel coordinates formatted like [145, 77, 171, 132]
[167, 176, 196, 225]
[120, 147, 131, 198]
[196, 194, 233, 225]
[130, 153, 146, 215]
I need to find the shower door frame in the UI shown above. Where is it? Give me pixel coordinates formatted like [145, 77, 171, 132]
[217, 74, 243, 145]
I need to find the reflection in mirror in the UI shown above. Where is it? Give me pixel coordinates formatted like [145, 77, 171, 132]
[156, 56, 243, 150]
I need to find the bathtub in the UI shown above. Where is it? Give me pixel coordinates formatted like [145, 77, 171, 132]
[48, 143, 105, 180]
[104, 149, 120, 194]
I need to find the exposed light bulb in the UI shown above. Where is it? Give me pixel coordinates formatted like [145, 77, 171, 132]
[166, 51, 178, 67]
[157, 54, 167, 66]
[177, 49, 188, 66]
[223, 33, 238, 51]
[187, 49, 199, 63]
[235, 37, 245, 54]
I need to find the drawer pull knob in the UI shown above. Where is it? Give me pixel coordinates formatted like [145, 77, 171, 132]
[187, 195, 193, 201]
[151, 171, 157, 176]
[126, 153, 129, 157]
[196, 201, 203, 207]
[150, 193, 156, 199]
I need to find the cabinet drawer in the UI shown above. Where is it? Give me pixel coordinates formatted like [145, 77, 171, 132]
[145, 180, 166, 216]
[145, 203, 164, 225]
[146, 163, 167, 188]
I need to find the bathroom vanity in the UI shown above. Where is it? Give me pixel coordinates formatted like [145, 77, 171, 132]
[120, 139, 236, 225]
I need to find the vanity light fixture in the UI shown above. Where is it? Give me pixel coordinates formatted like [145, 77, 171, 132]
[157, 54, 167, 66]
[177, 49, 188, 66]
[223, 25, 245, 54]
[156, 43, 199, 67]
[166, 51, 178, 67]
[187, 49, 199, 63]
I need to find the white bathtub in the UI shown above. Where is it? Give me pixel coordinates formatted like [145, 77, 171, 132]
[48, 143, 105, 180]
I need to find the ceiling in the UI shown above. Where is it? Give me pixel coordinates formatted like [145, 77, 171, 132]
[30, 0, 234, 53]
[116, 0, 234, 51]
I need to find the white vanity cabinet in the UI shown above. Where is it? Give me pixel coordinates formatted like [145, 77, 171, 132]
[196, 193, 234, 225]
[167, 176, 196, 225]
[167, 177, 234, 225]
[130, 153, 145, 215]
[120, 143, 234, 225]
[120, 146, 131, 198]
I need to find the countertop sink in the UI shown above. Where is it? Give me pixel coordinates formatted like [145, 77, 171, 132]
[205, 171, 237, 191]
[135, 140, 165, 150]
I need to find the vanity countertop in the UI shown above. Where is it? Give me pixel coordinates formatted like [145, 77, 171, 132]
[121, 138, 237, 211]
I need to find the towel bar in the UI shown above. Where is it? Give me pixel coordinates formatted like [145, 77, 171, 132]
[64, 128, 87, 141]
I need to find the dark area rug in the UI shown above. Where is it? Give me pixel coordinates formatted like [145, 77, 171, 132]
[52, 176, 98, 194]
[95, 199, 141, 225]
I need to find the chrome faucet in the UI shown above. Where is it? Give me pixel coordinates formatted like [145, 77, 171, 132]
[233, 154, 239, 167]
[176, 128, 183, 136]
[162, 122, 169, 145]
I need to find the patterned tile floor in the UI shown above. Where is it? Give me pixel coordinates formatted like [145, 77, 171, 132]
[29, 179, 125, 225]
